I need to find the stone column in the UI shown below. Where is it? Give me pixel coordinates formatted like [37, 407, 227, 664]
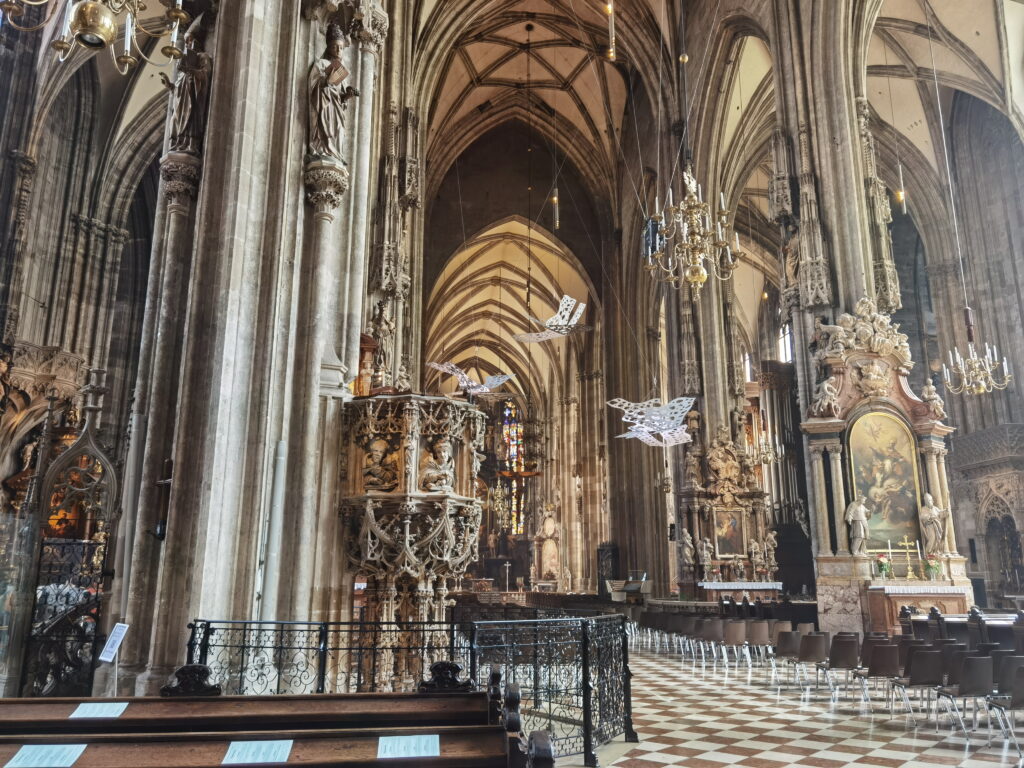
[120, 152, 201, 693]
[826, 441, 849, 554]
[809, 443, 831, 556]
[0, 151, 37, 342]
[938, 448, 957, 553]
[342, 12, 388, 373]
[284, 160, 349, 617]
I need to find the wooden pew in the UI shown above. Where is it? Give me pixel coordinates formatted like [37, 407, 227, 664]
[0, 662, 554, 768]
[0, 691, 496, 736]
[0, 725, 522, 767]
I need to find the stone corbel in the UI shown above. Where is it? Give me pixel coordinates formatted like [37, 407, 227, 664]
[304, 161, 350, 220]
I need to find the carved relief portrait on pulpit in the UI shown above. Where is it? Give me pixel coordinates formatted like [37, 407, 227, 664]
[848, 412, 922, 549]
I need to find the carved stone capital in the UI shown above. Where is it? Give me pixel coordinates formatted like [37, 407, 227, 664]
[160, 152, 202, 209]
[809, 443, 827, 458]
[304, 161, 349, 219]
[356, 3, 389, 53]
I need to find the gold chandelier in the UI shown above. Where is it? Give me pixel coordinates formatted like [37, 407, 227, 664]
[644, 165, 738, 298]
[942, 308, 1012, 395]
[0, 0, 190, 74]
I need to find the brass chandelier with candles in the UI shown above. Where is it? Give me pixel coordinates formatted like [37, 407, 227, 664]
[0, 0, 190, 74]
[644, 165, 739, 299]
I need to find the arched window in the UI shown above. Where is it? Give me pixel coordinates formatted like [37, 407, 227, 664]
[777, 324, 793, 363]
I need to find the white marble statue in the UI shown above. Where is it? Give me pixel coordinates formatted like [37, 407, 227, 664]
[680, 528, 695, 567]
[921, 381, 947, 420]
[920, 493, 948, 555]
[845, 496, 870, 556]
[698, 536, 714, 581]
[811, 374, 840, 417]
[749, 540, 766, 579]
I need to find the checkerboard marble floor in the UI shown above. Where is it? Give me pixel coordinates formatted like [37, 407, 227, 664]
[576, 650, 1024, 768]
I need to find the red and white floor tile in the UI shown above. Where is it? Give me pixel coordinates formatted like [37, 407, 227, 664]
[565, 650, 1024, 768]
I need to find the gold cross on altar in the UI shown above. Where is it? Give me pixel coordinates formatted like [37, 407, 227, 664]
[896, 535, 919, 580]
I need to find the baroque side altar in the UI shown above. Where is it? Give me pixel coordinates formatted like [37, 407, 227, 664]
[802, 299, 972, 633]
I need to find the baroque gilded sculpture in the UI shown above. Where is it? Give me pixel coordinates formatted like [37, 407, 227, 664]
[307, 23, 360, 162]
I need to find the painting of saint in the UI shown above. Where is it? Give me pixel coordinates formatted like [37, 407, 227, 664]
[848, 412, 922, 550]
[714, 508, 745, 557]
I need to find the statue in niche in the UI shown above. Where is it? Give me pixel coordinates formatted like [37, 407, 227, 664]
[368, 300, 395, 388]
[921, 381, 947, 420]
[920, 493, 949, 555]
[698, 536, 714, 581]
[730, 405, 745, 443]
[749, 540, 765, 579]
[811, 374, 841, 418]
[783, 243, 799, 289]
[680, 528, 695, 567]
[419, 436, 455, 492]
[362, 437, 398, 492]
[764, 529, 778, 575]
[395, 364, 412, 392]
[307, 22, 359, 162]
[733, 559, 747, 582]
[160, 15, 213, 155]
[685, 409, 702, 440]
[19, 440, 36, 472]
[683, 450, 702, 487]
[845, 496, 870, 556]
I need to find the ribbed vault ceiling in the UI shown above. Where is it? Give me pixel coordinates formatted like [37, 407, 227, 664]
[424, 217, 596, 401]
[423, 0, 631, 192]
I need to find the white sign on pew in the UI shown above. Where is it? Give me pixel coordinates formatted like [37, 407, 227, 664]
[222, 740, 293, 765]
[377, 734, 440, 759]
[4, 744, 87, 768]
[69, 702, 128, 719]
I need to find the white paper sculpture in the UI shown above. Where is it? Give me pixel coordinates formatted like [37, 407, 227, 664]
[426, 361, 514, 395]
[607, 396, 696, 447]
[514, 294, 590, 342]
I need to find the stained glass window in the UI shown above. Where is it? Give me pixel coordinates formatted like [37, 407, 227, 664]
[501, 400, 524, 474]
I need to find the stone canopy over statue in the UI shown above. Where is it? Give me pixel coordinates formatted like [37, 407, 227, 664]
[307, 23, 360, 163]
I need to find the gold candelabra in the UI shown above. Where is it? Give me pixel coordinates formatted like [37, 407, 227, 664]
[644, 166, 738, 299]
[942, 308, 1012, 396]
[1, 0, 190, 74]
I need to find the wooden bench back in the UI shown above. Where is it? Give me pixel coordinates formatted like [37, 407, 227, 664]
[0, 691, 492, 736]
[0, 725, 509, 768]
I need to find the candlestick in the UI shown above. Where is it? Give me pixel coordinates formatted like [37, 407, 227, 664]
[915, 540, 922, 560]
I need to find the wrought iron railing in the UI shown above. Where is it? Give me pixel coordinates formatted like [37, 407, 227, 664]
[186, 613, 636, 765]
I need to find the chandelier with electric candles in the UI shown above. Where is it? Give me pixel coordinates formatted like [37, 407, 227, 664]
[643, 165, 739, 299]
[0, 0, 191, 74]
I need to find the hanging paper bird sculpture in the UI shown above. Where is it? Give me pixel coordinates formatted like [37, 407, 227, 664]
[514, 294, 591, 342]
[607, 396, 696, 447]
[426, 361, 514, 395]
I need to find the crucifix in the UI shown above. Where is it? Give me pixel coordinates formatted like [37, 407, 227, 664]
[896, 535, 919, 580]
[503, 561, 511, 592]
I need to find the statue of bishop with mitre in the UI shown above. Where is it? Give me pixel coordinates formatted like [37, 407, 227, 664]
[307, 23, 360, 162]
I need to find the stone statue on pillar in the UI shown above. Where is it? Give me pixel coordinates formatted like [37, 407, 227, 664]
[160, 15, 213, 155]
[921, 381, 947, 420]
[920, 493, 949, 555]
[307, 23, 359, 163]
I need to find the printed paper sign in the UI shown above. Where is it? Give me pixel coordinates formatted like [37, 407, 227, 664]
[222, 740, 293, 765]
[98, 623, 129, 663]
[69, 702, 128, 719]
[4, 744, 87, 768]
[377, 734, 441, 759]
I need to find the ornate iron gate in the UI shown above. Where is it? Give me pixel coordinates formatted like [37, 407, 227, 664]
[17, 371, 118, 697]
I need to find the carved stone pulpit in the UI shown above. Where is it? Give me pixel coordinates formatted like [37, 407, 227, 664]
[339, 395, 485, 626]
